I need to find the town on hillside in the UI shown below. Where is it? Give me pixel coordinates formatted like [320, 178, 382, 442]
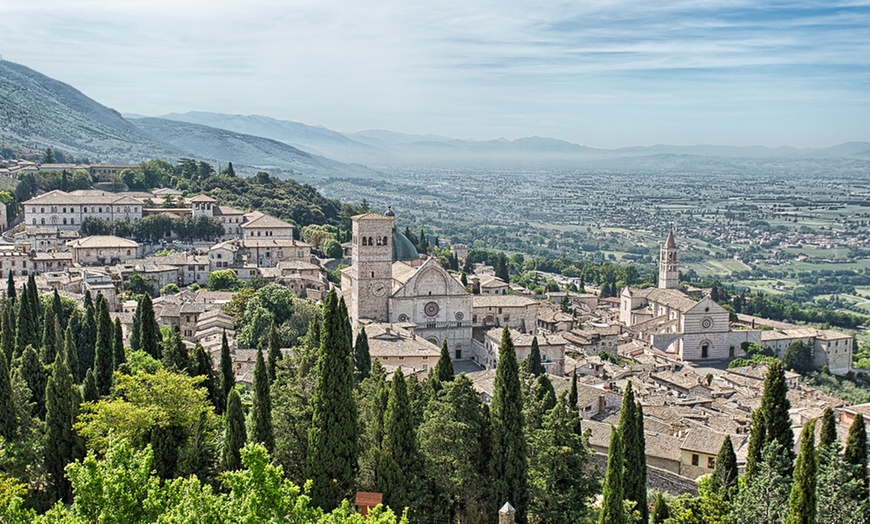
[1, 162, 864, 494]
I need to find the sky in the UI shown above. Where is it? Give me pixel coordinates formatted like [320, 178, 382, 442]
[3, 0, 870, 148]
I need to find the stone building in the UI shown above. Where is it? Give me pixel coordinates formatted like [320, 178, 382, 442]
[24, 190, 143, 230]
[67, 236, 141, 266]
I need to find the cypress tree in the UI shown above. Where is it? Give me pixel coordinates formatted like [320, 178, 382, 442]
[619, 381, 646, 518]
[761, 360, 794, 462]
[527, 336, 543, 376]
[651, 491, 669, 524]
[339, 296, 353, 351]
[41, 305, 58, 364]
[599, 425, 625, 524]
[78, 294, 96, 382]
[63, 325, 78, 384]
[2, 302, 14, 364]
[534, 374, 557, 413]
[844, 413, 869, 492]
[161, 329, 189, 373]
[306, 289, 358, 511]
[568, 370, 578, 412]
[354, 326, 371, 380]
[93, 295, 114, 396]
[218, 330, 233, 415]
[433, 339, 454, 384]
[130, 298, 141, 351]
[190, 342, 218, 409]
[6, 271, 15, 300]
[15, 279, 36, 355]
[112, 318, 125, 370]
[138, 294, 160, 359]
[223, 388, 245, 471]
[251, 348, 273, 452]
[266, 320, 281, 383]
[19, 345, 48, 418]
[711, 435, 739, 500]
[82, 368, 98, 402]
[377, 368, 420, 510]
[51, 289, 64, 329]
[44, 352, 81, 503]
[0, 349, 16, 439]
[787, 419, 817, 524]
[733, 441, 794, 523]
[746, 407, 766, 479]
[634, 401, 648, 522]
[490, 326, 528, 523]
[819, 406, 838, 454]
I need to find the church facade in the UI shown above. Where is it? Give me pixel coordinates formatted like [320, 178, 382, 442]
[342, 210, 472, 360]
[620, 232, 760, 361]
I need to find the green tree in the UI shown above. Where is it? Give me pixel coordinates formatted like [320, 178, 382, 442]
[746, 407, 766, 478]
[787, 419, 817, 524]
[819, 406, 838, 454]
[223, 388, 246, 471]
[208, 269, 242, 291]
[6, 271, 15, 300]
[711, 435, 739, 501]
[0, 347, 16, 439]
[306, 289, 358, 511]
[2, 302, 15, 365]
[816, 444, 869, 524]
[250, 348, 274, 452]
[599, 425, 625, 524]
[528, 399, 597, 524]
[130, 298, 142, 351]
[190, 342, 219, 411]
[161, 329, 189, 374]
[432, 339, 454, 385]
[82, 367, 99, 402]
[761, 360, 794, 463]
[490, 326, 528, 523]
[526, 336, 543, 376]
[267, 320, 281, 383]
[112, 317, 126, 371]
[496, 253, 509, 282]
[620, 381, 647, 521]
[44, 352, 82, 503]
[732, 441, 793, 524]
[138, 294, 161, 359]
[77, 292, 96, 382]
[844, 413, 869, 494]
[568, 370, 578, 412]
[94, 294, 114, 396]
[651, 491, 670, 523]
[18, 345, 47, 418]
[784, 340, 813, 374]
[218, 330, 233, 415]
[356, 360, 389, 492]
[41, 305, 59, 364]
[377, 368, 422, 512]
[354, 326, 371, 380]
[63, 326, 78, 386]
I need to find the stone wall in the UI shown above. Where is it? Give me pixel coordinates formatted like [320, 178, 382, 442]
[588, 453, 698, 497]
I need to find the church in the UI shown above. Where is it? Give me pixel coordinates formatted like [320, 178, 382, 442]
[341, 209, 473, 360]
[620, 231, 760, 361]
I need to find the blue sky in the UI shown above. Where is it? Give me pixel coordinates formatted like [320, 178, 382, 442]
[3, 0, 870, 147]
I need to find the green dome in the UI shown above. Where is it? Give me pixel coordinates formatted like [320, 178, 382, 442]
[392, 229, 419, 261]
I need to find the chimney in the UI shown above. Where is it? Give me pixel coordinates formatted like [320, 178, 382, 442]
[498, 502, 516, 524]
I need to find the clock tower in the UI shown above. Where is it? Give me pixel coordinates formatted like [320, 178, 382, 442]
[351, 211, 394, 325]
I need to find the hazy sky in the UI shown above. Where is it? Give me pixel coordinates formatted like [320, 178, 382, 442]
[3, 0, 870, 147]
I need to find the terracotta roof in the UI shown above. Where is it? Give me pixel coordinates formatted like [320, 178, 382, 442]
[352, 211, 394, 221]
[241, 213, 294, 230]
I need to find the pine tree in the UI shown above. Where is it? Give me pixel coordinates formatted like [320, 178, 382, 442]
[0, 349, 16, 439]
[44, 352, 82, 503]
[746, 407, 767, 478]
[14, 279, 37, 356]
[527, 336, 543, 376]
[651, 491, 669, 524]
[732, 441, 793, 524]
[251, 348, 273, 452]
[161, 329, 189, 373]
[845, 414, 869, 493]
[78, 294, 96, 382]
[51, 289, 64, 329]
[619, 382, 646, 521]
[190, 342, 219, 410]
[130, 299, 141, 351]
[491, 326, 528, 523]
[218, 330, 232, 415]
[377, 368, 421, 511]
[223, 388, 245, 471]
[568, 370, 578, 412]
[712, 435, 739, 501]
[1, 301, 15, 364]
[26, 274, 41, 342]
[433, 339, 454, 384]
[787, 419, 817, 524]
[41, 305, 59, 364]
[63, 325, 78, 384]
[354, 326, 371, 380]
[6, 271, 15, 300]
[82, 368, 98, 402]
[819, 406, 838, 455]
[761, 360, 794, 462]
[112, 318, 125, 370]
[534, 374, 556, 413]
[138, 294, 161, 359]
[19, 345, 48, 418]
[599, 425, 625, 524]
[93, 295, 114, 396]
[266, 320, 281, 383]
[816, 444, 869, 524]
[306, 289, 358, 511]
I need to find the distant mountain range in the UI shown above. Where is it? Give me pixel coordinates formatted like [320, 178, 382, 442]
[2, 59, 869, 174]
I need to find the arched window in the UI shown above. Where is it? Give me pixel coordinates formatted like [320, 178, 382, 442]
[362, 237, 368, 246]
[62, 218, 67, 225]
[40, 218, 45, 225]
[383, 236, 388, 246]
[71, 219, 74, 225]
[127, 250, 131, 256]
[98, 207, 102, 213]
[62, 207, 66, 213]
[31, 219, 36, 225]
[40, 207, 45, 213]
[368, 237, 373, 246]
[376, 237, 382, 246]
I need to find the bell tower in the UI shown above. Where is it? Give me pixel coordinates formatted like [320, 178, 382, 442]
[659, 230, 679, 290]
[351, 211, 394, 325]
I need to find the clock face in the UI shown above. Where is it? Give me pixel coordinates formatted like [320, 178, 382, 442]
[370, 282, 387, 297]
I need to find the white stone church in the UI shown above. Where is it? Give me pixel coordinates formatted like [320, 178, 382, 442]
[620, 231, 761, 361]
[341, 209, 473, 360]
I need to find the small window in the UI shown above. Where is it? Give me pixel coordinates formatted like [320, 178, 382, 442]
[701, 345, 709, 358]
[708, 457, 715, 469]
[691, 454, 699, 466]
